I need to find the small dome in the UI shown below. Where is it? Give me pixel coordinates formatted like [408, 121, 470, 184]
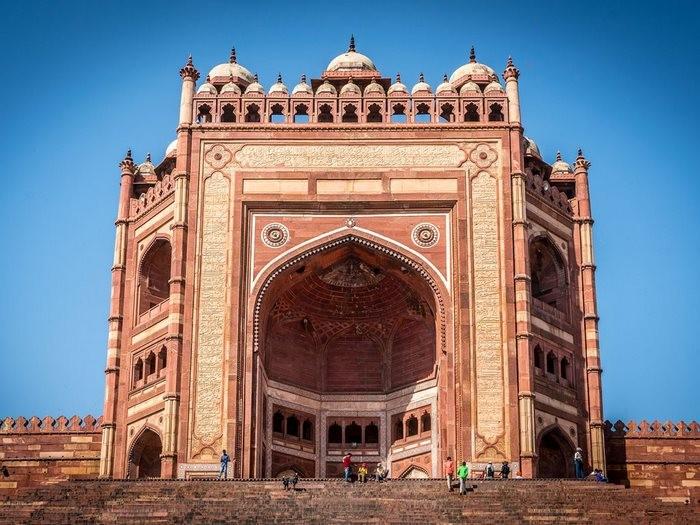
[220, 75, 242, 95]
[136, 154, 156, 177]
[197, 76, 217, 95]
[292, 74, 313, 95]
[363, 78, 385, 96]
[450, 47, 498, 86]
[551, 151, 572, 174]
[523, 136, 542, 159]
[411, 73, 432, 95]
[387, 74, 408, 95]
[268, 74, 288, 95]
[316, 79, 337, 96]
[483, 81, 503, 93]
[208, 47, 255, 84]
[436, 74, 455, 95]
[244, 74, 264, 95]
[326, 35, 377, 72]
[165, 139, 178, 158]
[459, 81, 481, 95]
[340, 79, 361, 96]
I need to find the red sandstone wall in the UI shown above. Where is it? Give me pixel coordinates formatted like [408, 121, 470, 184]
[0, 416, 102, 493]
[605, 420, 700, 503]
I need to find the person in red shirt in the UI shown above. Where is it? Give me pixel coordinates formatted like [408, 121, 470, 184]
[443, 455, 455, 492]
[342, 453, 353, 482]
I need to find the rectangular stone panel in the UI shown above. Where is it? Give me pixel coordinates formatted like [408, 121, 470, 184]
[317, 179, 383, 194]
[390, 178, 458, 193]
[242, 179, 308, 194]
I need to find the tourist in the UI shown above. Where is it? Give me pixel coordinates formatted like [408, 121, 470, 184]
[342, 452, 353, 482]
[443, 455, 455, 491]
[501, 461, 511, 479]
[457, 461, 469, 495]
[375, 462, 387, 482]
[219, 449, 230, 480]
[358, 463, 368, 483]
[0, 465, 8, 478]
[593, 469, 607, 483]
[574, 447, 584, 479]
[282, 472, 299, 490]
[485, 462, 495, 479]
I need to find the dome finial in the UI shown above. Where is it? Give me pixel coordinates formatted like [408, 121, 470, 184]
[206, 75, 211, 83]
[396, 72, 401, 83]
[419, 72, 425, 83]
[469, 46, 476, 63]
[301, 74, 307, 83]
[229, 47, 237, 64]
[348, 34, 356, 52]
[556, 150, 562, 162]
[277, 72, 283, 83]
[254, 72, 259, 82]
[146, 152, 151, 163]
[443, 73, 449, 82]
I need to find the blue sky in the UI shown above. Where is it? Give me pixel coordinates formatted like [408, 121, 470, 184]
[0, 1, 698, 423]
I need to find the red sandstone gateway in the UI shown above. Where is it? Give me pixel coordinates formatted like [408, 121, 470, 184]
[95, 39, 606, 481]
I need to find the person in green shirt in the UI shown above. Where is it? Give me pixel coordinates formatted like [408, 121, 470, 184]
[457, 461, 470, 495]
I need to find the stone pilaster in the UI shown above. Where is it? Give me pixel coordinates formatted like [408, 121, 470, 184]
[179, 56, 199, 126]
[503, 57, 521, 125]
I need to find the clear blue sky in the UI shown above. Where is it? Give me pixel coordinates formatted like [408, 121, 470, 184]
[0, 1, 698, 423]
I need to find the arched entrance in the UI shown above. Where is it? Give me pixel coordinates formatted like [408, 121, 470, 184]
[251, 236, 447, 478]
[537, 426, 575, 478]
[129, 428, 162, 478]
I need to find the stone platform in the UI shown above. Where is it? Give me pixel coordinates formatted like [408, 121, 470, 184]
[0, 479, 698, 524]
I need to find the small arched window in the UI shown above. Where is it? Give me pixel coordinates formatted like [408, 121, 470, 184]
[414, 103, 431, 123]
[272, 411, 285, 434]
[138, 239, 172, 316]
[406, 415, 419, 437]
[245, 103, 261, 123]
[365, 422, 379, 444]
[534, 345, 544, 369]
[317, 104, 334, 123]
[133, 358, 144, 386]
[394, 419, 404, 440]
[488, 103, 504, 122]
[269, 103, 285, 123]
[157, 346, 167, 374]
[328, 422, 342, 443]
[561, 358, 570, 381]
[341, 104, 358, 123]
[286, 415, 299, 437]
[196, 104, 212, 124]
[367, 103, 382, 123]
[294, 104, 309, 124]
[302, 419, 313, 441]
[420, 412, 431, 433]
[439, 103, 454, 123]
[345, 421, 362, 444]
[220, 104, 236, 123]
[391, 103, 407, 123]
[464, 103, 479, 122]
[530, 238, 568, 316]
[546, 352, 557, 375]
[145, 352, 156, 377]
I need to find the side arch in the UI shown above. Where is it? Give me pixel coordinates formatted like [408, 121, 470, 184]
[127, 424, 163, 479]
[535, 424, 577, 478]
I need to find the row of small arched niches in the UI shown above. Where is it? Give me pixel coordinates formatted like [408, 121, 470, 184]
[195, 101, 506, 124]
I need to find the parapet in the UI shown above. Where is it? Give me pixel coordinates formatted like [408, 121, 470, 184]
[525, 172, 573, 215]
[604, 419, 700, 438]
[0, 415, 103, 433]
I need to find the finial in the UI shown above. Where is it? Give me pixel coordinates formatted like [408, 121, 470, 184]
[577, 148, 584, 158]
[277, 73, 283, 83]
[574, 148, 590, 170]
[556, 151, 562, 162]
[125, 149, 132, 161]
[443, 73, 448, 82]
[119, 149, 135, 171]
[146, 153, 151, 163]
[206, 75, 211, 83]
[396, 73, 401, 83]
[348, 34, 356, 52]
[469, 46, 476, 63]
[186, 54, 193, 66]
[254, 73, 259, 82]
[301, 74, 307, 83]
[229, 47, 237, 64]
[503, 55, 520, 80]
[419, 72, 425, 83]
[507, 56, 514, 67]
[179, 54, 200, 81]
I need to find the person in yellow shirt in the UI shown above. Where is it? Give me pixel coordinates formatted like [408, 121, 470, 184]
[357, 463, 368, 483]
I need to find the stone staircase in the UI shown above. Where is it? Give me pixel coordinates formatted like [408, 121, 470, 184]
[0, 479, 697, 524]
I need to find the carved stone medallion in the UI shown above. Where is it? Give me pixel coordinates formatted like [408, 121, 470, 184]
[412, 223, 440, 248]
[261, 223, 290, 248]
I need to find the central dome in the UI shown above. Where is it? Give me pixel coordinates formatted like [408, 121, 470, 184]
[208, 48, 255, 85]
[326, 36, 377, 72]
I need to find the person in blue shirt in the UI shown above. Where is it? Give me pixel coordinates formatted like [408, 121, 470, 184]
[219, 450, 230, 480]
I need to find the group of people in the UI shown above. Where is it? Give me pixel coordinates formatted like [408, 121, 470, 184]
[342, 453, 388, 483]
[443, 457, 520, 495]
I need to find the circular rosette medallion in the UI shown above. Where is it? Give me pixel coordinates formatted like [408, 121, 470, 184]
[261, 223, 290, 248]
[411, 223, 440, 248]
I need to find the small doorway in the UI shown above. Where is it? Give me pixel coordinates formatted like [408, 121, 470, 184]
[537, 427, 575, 478]
[129, 428, 162, 478]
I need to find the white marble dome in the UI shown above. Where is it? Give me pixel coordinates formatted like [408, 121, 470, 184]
[327, 37, 377, 72]
[411, 73, 432, 95]
[208, 48, 255, 84]
[244, 74, 264, 95]
[268, 74, 288, 95]
[220, 77, 242, 95]
[316, 80, 337, 96]
[292, 75, 313, 95]
[340, 79, 361, 96]
[551, 152, 572, 173]
[483, 81, 503, 93]
[165, 139, 177, 158]
[524, 136, 542, 159]
[388, 75, 408, 95]
[436, 75, 455, 95]
[197, 77, 217, 95]
[459, 81, 481, 95]
[450, 47, 498, 85]
[363, 78, 385, 96]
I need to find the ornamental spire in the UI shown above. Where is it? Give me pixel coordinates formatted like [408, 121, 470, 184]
[277, 73, 283, 83]
[229, 47, 237, 63]
[556, 150, 562, 162]
[145, 153, 151, 163]
[469, 46, 476, 63]
[443, 73, 449, 82]
[301, 74, 307, 83]
[254, 73, 259, 82]
[575, 148, 591, 170]
[119, 149, 135, 173]
[418, 72, 425, 83]
[503, 55, 520, 80]
[348, 34, 356, 52]
[396, 72, 401, 83]
[179, 54, 200, 81]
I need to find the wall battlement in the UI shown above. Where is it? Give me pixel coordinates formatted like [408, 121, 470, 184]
[605, 419, 700, 438]
[0, 415, 102, 434]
